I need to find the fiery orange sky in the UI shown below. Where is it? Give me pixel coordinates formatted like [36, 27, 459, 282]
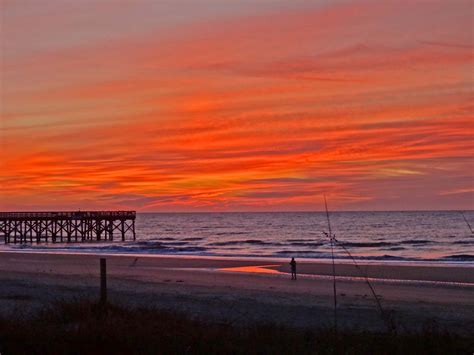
[1, 0, 473, 211]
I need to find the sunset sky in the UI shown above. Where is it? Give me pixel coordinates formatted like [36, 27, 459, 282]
[1, 0, 473, 211]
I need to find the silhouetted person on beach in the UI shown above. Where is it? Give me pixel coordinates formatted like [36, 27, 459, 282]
[290, 257, 297, 280]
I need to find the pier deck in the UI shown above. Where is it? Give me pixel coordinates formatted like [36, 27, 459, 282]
[0, 211, 136, 244]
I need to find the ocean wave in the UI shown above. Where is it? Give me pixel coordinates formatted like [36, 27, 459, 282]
[399, 239, 432, 245]
[215, 231, 247, 236]
[288, 242, 325, 247]
[274, 250, 325, 257]
[441, 254, 474, 261]
[168, 246, 207, 253]
[355, 254, 409, 261]
[273, 251, 409, 261]
[452, 240, 474, 245]
[103, 244, 207, 254]
[128, 241, 168, 250]
[161, 241, 189, 246]
[339, 241, 395, 248]
[209, 239, 280, 246]
[4, 242, 472, 263]
[338, 239, 433, 248]
[10, 242, 207, 254]
[195, 226, 212, 230]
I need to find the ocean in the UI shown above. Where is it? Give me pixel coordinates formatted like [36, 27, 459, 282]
[0, 211, 474, 263]
[2, 211, 474, 263]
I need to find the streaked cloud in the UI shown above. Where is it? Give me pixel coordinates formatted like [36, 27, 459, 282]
[1, 0, 473, 211]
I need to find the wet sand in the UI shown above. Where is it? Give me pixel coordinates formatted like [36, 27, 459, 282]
[0, 251, 473, 333]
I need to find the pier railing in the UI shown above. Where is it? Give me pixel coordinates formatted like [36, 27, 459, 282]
[0, 211, 136, 220]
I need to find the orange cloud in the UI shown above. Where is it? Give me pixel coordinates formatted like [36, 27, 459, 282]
[1, 0, 473, 211]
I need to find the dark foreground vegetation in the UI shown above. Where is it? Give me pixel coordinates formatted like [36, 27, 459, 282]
[0, 300, 472, 355]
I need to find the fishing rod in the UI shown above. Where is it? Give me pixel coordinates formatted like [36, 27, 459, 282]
[323, 195, 338, 336]
[322, 197, 394, 333]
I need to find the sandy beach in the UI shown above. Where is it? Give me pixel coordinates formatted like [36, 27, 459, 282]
[0, 251, 472, 334]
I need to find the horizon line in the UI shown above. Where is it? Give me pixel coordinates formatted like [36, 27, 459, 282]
[2, 209, 473, 214]
[139, 209, 474, 213]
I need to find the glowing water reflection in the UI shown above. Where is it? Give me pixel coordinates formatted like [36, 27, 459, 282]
[218, 264, 283, 274]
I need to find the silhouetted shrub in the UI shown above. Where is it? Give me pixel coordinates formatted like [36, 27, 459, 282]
[0, 300, 472, 354]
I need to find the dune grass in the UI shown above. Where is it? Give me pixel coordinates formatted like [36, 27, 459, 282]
[0, 300, 472, 354]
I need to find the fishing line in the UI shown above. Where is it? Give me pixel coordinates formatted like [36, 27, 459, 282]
[323, 195, 338, 336]
[460, 212, 473, 234]
[333, 238, 395, 332]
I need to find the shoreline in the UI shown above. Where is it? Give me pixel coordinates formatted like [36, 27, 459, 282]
[1, 251, 474, 285]
[1, 248, 473, 267]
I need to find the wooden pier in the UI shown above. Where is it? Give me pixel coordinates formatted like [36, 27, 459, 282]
[0, 211, 136, 244]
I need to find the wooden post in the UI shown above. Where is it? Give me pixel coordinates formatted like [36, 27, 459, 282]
[13, 221, 17, 244]
[132, 220, 136, 241]
[67, 219, 72, 243]
[81, 221, 85, 242]
[52, 220, 57, 243]
[5, 221, 9, 243]
[45, 221, 49, 242]
[97, 219, 101, 241]
[100, 258, 107, 306]
[75, 220, 78, 242]
[109, 220, 113, 241]
[18, 221, 23, 243]
[60, 220, 64, 242]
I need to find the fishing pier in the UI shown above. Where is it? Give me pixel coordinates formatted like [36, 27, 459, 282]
[0, 211, 136, 244]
